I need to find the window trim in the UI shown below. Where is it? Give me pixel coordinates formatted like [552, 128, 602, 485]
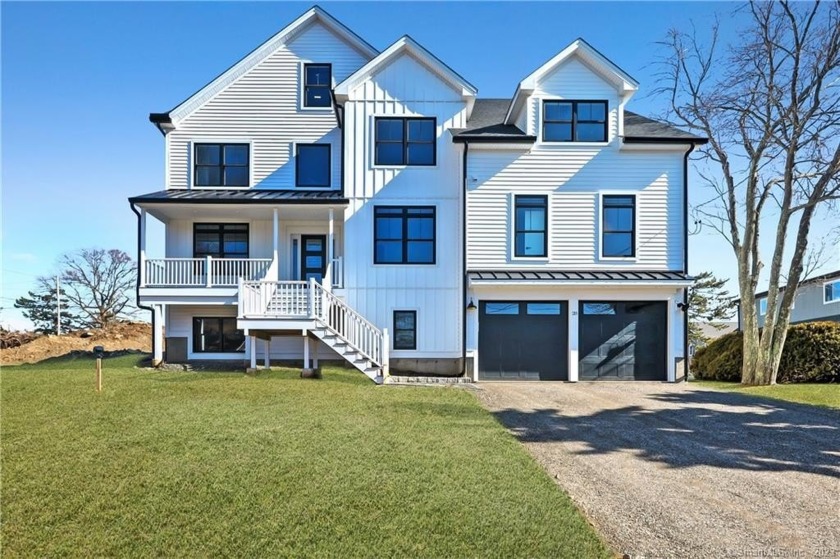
[192, 317, 245, 354]
[512, 194, 549, 260]
[824, 279, 840, 304]
[301, 62, 333, 110]
[191, 140, 253, 189]
[541, 100, 609, 144]
[599, 192, 637, 260]
[392, 310, 417, 350]
[373, 205, 437, 265]
[294, 143, 332, 189]
[373, 116, 437, 167]
[758, 297, 768, 316]
[193, 223, 250, 259]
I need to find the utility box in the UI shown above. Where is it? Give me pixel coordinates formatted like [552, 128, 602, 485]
[165, 337, 188, 363]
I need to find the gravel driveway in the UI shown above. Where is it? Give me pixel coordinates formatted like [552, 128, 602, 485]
[475, 382, 840, 558]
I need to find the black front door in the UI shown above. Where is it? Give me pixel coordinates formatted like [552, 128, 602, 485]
[300, 235, 326, 283]
[478, 301, 568, 381]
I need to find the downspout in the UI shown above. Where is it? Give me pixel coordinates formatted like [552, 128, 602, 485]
[682, 142, 697, 382]
[129, 201, 156, 362]
[461, 141, 469, 377]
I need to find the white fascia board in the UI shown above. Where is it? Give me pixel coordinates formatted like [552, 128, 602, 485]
[334, 35, 477, 101]
[168, 7, 378, 124]
[467, 279, 694, 288]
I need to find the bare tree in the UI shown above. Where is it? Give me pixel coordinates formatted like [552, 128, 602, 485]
[58, 249, 136, 328]
[656, 1, 840, 385]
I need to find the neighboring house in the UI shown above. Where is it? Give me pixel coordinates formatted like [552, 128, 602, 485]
[737, 270, 840, 330]
[129, 6, 706, 384]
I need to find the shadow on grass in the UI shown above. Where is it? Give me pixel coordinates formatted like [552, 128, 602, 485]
[10, 351, 149, 370]
[492, 388, 840, 478]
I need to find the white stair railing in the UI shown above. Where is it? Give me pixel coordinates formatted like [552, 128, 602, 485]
[310, 279, 386, 369]
[238, 280, 309, 317]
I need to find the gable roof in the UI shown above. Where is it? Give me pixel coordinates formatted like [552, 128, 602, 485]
[504, 38, 639, 125]
[149, 5, 378, 131]
[334, 35, 477, 107]
[449, 99, 704, 144]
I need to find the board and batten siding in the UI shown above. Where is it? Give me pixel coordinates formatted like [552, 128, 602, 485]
[166, 21, 369, 190]
[341, 52, 467, 357]
[466, 148, 685, 270]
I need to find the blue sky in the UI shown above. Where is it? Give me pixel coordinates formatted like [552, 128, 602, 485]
[2, 2, 837, 329]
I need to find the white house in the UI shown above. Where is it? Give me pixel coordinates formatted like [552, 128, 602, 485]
[129, 6, 705, 384]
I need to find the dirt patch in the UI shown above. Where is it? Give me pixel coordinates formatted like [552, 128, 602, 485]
[0, 322, 151, 365]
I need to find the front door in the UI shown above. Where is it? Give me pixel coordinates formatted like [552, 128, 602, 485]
[300, 235, 327, 283]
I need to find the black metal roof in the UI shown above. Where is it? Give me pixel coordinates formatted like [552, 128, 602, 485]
[452, 99, 706, 144]
[129, 189, 348, 205]
[468, 270, 692, 282]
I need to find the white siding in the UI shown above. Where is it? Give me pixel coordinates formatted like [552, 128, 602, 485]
[167, 21, 368, 190]
[467, 148, 684, 270]
[342, 52, 466, 357]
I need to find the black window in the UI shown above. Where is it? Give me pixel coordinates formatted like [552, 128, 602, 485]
[192, 317, 245, 353]
[514, 195, 547, 258]
[303, 64, 331, 108]
[374, 206, 435, 264]
[543, 101, 608, 142]
[296, 144, 330, 188]
[393, 310, 417, 350]
[194, 143, 249, 187]
[374, 117, 436, 166]
[602, 195, 635, 257]
[194, 224, 249, 258]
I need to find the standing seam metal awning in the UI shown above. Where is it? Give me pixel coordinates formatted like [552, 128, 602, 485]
[468, 270, 692, 282]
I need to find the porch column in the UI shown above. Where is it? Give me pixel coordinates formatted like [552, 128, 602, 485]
[139, 209, 147, 287]
[326, 208, 334, 292]
[152, 304, 163, 365]
[568, 298, 579, 382]
[667, 296, 676, 382]
[250, 335, 257, 369]
[264, 338, 271, 369]
[272, 208, 280, 280]
[312, 340, 319, 370]
[303, 333, 310, 369]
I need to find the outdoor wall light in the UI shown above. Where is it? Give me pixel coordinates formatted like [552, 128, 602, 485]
[466, 299, 477, 311]
[677, 302, 689, 311]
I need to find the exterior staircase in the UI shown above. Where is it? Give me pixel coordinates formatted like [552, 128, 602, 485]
[238, 279, 389, 384]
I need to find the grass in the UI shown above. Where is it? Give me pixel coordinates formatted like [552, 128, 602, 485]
[1, 355, 610, 558]
[696, 380, 840, 409]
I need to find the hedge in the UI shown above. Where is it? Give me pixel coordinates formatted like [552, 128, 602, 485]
[692, 321, 840, 383]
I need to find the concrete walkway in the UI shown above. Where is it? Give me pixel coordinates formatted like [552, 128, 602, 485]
[475, 382, 840, 558]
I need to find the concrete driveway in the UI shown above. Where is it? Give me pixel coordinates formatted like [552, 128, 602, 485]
[475, 382, 840, 558]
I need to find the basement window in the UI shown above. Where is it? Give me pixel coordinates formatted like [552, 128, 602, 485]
[192, 317, 245, 353]
[393, 310, 417, 350]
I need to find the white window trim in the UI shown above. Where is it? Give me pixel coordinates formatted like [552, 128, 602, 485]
[299, 61, 334, 113]
[189, 139, 255, 189]
[537, 97, 611, 146]
[391, 307, 420, 354]
[598, 191, 638, 261]
[758, 297, 768, 316]
[824, 279, 840, 304]
[291, 141, 335, 191]
[369, 114, 440, 170]
[509, 192, 551, 262]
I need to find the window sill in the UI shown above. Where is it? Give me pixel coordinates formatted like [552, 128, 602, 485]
[599, 256, 638, 262]
[510, 256, 550, 262]
[537, 141, 610, 147]
[299, 105, 334, 112]
[190, 185, 251, 190]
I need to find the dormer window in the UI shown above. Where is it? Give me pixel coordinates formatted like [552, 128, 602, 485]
[303, 64, 332, 108]
[543, 100, 607, 142]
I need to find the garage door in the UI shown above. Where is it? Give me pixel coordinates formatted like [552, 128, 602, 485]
[579, 301, 667, 380]
[478, 301, 568, 381]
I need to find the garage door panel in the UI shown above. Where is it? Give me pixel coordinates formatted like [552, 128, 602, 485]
[579, 301, 667, 381]
[479, 301, 568, 381]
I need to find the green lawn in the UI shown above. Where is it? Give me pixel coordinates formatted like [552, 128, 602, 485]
[695, 380, 840, 409]
[1, 355, 610, 558]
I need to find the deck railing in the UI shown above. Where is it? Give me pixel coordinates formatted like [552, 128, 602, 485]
[143, 257, 272, 287]
[237, 278, 387, 369]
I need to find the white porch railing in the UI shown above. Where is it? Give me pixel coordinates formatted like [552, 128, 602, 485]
[144, 257, 272, 287]
[331, 256, 344, 289]
[238, 278, 386, 368]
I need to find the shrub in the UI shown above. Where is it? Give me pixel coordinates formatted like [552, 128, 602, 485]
[691, 321, 840, 383]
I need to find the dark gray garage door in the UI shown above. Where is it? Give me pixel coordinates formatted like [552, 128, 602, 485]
[579, 301, 667, 380]
[479, 301, 568, 381]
